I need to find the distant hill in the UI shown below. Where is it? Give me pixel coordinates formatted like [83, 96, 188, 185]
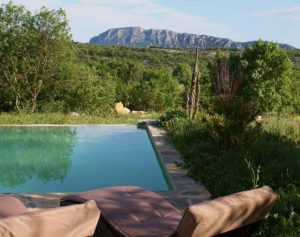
[89, 27, 296, 50]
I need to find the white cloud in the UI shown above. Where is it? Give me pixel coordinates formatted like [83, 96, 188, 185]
[2, 0, 236, 42]
[253, 7, 300, 22]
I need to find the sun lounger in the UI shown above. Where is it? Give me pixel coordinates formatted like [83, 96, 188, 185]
[0, 195, 100, 237]
[61, 186, 277, 237]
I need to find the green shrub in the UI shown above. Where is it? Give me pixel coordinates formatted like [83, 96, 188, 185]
[159, 109, 187, 127]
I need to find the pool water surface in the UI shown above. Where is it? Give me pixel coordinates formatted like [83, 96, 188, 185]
[0, 126, 170, 193]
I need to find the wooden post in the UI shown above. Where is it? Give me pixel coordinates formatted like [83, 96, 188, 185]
[186, 48, 201, 119]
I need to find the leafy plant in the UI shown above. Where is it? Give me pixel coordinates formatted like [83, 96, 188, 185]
[208, 42, 294, 148]
[159, 109, 187, 127]
[245, 158, 261, 189]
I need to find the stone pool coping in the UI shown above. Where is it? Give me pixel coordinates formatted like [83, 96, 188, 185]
[6, 121, 211, 211]
[140, 120, 211, 209]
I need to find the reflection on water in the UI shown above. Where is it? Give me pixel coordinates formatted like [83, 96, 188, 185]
[0, 126, 169, 193]
[0, 127, 77, 188]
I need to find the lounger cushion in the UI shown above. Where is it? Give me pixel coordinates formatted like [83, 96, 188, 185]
[175, 186, 278, 237]
[62, 186, 182, 237]
[0, 196, 27, 218]
[0, 200, 100, 237]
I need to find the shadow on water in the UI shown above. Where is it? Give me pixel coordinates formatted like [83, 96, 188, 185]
[0, 127, 78, 188]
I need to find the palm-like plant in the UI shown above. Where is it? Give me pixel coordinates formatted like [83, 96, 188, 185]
[209, 53, 260, 148]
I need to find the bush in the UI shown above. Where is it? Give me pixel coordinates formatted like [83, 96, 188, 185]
[159, 109, 187, 127]
[208, 42, 294, 148]
[40, 62, 116, 113]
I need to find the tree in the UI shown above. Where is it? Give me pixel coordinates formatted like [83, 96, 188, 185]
[24, 7, 72, 112]
[293, 69, 300, 113]
[173, 63, 192, 85]
[41, 62, 116, 113]
[0, 2, 72, 112]
[173, 63, 192, 108]
[0, 2, 30, 111]
[209, 41, 294, 147]
[129, 69, 180, 111]
[243, 40, 293, 113]
[211, 41, 294, 118]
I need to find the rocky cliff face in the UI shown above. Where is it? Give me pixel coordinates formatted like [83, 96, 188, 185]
[89, 27, 296, 50]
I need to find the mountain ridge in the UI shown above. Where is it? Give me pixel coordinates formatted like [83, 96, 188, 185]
[89, 27, 296, 50]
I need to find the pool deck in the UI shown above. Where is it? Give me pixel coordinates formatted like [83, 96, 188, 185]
[7, 121, 211, 211]
[143, 120, 211, 209]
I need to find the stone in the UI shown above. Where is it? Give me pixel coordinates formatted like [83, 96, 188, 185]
[114, 102, 124, 114]
[69, 112, 80, 117]
[114, 102, 130, 115]
[123, 107, 131, 114]
[255, 115, 263, 124]
[131, 111, 147, 115]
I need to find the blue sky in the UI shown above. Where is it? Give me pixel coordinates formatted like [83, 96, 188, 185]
[3, 0, 300, 48]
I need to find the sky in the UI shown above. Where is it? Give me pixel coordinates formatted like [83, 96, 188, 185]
[2, 0, 300, 48]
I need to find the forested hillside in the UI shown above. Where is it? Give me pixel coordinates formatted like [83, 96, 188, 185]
[76, 43, 300, 113]
[76, 44, 215, 111]
[0, 2, 299, 114]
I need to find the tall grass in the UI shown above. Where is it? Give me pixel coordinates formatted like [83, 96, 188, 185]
[165, 114, 300, 237]
[263, 114, 299, 142]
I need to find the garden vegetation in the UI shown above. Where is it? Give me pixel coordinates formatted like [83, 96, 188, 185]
[161, 43, 300, 236]
[0, 2, 299, 236]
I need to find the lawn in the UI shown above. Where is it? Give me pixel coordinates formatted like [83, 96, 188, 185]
[0, 112, 159, 125]
[164, 114, 300, 237]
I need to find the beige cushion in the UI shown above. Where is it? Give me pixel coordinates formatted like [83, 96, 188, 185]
[0, 196, 27, 218]
[175, 186, 278, 237]
[0, 200, 100, 237]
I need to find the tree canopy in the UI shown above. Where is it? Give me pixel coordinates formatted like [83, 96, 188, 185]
[0, 2, 299, 114]
[243, 41, 294, 113]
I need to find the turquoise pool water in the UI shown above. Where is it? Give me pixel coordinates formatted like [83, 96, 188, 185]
[0, 126, 170, 193]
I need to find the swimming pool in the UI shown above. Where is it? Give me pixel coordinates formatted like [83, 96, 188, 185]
[0, 126, 171, 193]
